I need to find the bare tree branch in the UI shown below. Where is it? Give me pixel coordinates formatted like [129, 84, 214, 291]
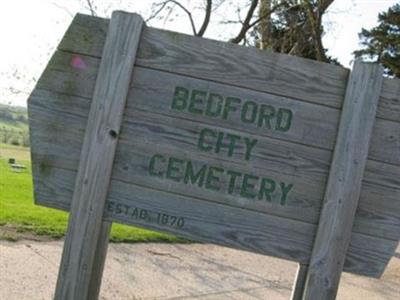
[230, 0, 259, 44]
[169, 0, 198, 35]
[146, 1, 197, 35]
[144, 0, 334, 63]
[219, 20, 241, 25]
[197, 0, 212, 36]
[248, 2, 291, 30]
[52, 2, 74, 17]
[319, 0, 335, 12]
[229, 1, 293, 45]
[145, 2, 169, 22]
[86, 0, 96, 16]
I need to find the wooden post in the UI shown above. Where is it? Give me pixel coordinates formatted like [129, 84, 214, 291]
[88, 221, 112, 299]
[302, 61, 384, 299]
[54, 11, 143, 300]
[290, 264, 308, 300]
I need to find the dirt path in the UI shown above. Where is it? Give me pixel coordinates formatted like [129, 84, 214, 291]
[0, 240, 399, 299]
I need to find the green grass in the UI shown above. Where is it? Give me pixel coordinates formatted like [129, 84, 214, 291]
[0, 120, 26, 131]
[0, 146, 182, 243]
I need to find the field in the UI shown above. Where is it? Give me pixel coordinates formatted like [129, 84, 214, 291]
[0, 143, 182, 242]
[0, 103, 29, 147]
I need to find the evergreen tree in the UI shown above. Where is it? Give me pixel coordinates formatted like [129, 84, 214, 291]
[354, 4, 400, 78]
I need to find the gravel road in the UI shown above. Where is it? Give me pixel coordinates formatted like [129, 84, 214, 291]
[1, 241, 399, 299]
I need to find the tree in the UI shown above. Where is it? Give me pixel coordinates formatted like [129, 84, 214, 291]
[254, 0, 336, 62]
[354, 4, 400, 78]
[146, 0, 212, 36]
[148, 0, 336, 63]
[80, 0, 336, 63]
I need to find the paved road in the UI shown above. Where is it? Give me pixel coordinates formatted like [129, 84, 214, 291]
[0, 241, 399, 299]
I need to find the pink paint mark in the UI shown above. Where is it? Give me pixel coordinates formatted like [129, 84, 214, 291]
[71, 55, 87, 70]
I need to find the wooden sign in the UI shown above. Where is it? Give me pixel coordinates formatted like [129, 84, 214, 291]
[28, 11, 399, 300]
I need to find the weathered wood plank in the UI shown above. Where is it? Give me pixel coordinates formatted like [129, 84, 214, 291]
[53, 12, 144, 300]
[369, 119, 400, 166]
[379, 77, 400, 122]
[30, 164, 398, 278]
[28, 87, 400, 241]
[27, 12, 400, 284]
[28, 87, 400, 242]
[303, 62, 384, 300]
[35, 51, 400, 166]
[58, 13, 400, 123]
[59, 14, 348, 109]
[291, 264, 308, 300]
[127, 67, 400, 166]
[88, 221, 111, 300]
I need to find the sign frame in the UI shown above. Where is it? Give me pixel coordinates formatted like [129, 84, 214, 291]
[26, 11, 399, 300]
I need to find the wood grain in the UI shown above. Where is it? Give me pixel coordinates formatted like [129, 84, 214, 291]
[58, 13, 400, 123]
[379, 78, 400, 122]
[28, 88, 400, 242]
[35, 51, 400, 166]
[27, 13, 400, 282]
[303, 62, 384, 299]
[31, 54, 400, 241]
[59, 14, 347, 108]
[29, 164, 398, 278]
[52, 12, 144, 300]
[291, 264, 308, 300]
[88, 221, 111, 299]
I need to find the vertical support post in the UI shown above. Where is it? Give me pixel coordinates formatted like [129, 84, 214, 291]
[87, 221, 112, 299]
[290, 264, 308, 300]
[302, 61, 384, 300]
[54, 11, 144, 300]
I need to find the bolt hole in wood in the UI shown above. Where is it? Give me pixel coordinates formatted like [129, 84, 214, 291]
[109, 129, 118, 139]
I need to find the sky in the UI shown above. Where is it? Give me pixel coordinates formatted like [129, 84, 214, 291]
[0, 0, 398, 107]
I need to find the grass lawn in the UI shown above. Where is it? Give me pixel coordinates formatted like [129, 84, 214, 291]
[0, 144, 182, 243]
